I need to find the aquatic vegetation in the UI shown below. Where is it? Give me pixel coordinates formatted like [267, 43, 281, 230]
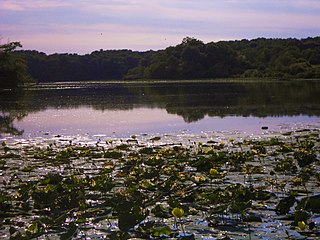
[172, 207, 185, 218]
[0, 128, 319, 239]
[298, 221, 307, 231]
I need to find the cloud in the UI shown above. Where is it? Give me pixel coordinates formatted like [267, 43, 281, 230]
[0, 1, 24, 11]
[289, 0, 320, 10]
[1, 0, 319, 53]
[1, 22, 184, 53]
[0, 0, 72, 11]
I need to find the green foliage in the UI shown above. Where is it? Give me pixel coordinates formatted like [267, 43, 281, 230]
[294, 149, 316, 167]
[15, 49, 143, 82]
[276, 195, 296, 215]
[296, 195, 320, 213]
[150, 225, 172, 237]
[0, 41, 34, 88]
[0, 190, 12, 211]
[14, 37, 320, 82]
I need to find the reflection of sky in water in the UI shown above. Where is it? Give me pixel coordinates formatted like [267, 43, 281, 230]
[14, 107, 320, 138]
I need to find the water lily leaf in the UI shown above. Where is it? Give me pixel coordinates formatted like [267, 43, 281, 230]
[118, 212, 145, 232]
[23, 222, 44, 239]
[145, 155, 163, 166]
[152, 204, 170, 218]
[296, 194, 320, 213]
[116, 144, 130, 150]
[104, 150, 123, 159]
[92, 174, 114, 191]
[60, 222, 78, 240]
[276, 195, 296, 215]
[242, 213, 262, 222]
[40, 173, 63, 185]
[0, 159, 6, 169]
[274, 158, 297, 173]
[0, 153, 20, 158]
[139, 179, 155, 189]
[254, 189, 276, 201]
[150, 225, 172, 237]
[191, 156, 213, 171]
[139, 147, 154, 154]
[229, 200, 252, 214]
[22, 165, 36, 172]
[150, 136, 161, 141]
[294, 210, 311, 224]
[294, 149, 316, 167]
[0, 191, 12, 212]
[209, 203, 229, 214]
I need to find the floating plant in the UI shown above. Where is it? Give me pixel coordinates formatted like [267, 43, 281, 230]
[0, 128, 319, 239]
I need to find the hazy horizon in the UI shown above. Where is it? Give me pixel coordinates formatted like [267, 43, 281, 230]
[6, 36, 320, 56]
[1, 0, 320, 54]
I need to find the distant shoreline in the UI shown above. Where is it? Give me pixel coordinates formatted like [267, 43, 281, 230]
[25, 77, 320, 87]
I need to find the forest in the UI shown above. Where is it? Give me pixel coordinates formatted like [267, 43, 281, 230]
[1, 36, 320, 86]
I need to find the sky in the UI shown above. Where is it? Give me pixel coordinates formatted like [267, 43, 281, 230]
[1, 0, 320, 54]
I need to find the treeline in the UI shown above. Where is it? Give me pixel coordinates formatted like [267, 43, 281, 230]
[15, 50, 144, 82]
[13, 36, 320, 82]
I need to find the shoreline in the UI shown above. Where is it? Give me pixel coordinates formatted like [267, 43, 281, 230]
[25, 78, 320, 89]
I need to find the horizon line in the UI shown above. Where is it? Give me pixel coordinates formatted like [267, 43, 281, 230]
[14, 35, 320, 55]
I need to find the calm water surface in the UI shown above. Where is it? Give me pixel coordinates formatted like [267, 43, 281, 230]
[1, 80, 320, 139]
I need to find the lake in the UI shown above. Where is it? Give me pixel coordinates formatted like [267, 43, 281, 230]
[1, 80, 320, 139]
[1, 80, 320, 239]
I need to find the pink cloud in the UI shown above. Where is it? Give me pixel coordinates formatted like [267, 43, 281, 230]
[1, 0, 319, 53]
[0, 0, 71, 11]
[0, 1, 24, 11]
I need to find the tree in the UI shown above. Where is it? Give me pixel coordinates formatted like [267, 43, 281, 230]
[0, 41, 33, 88]
[9, 37, 320, 82]
[0, 41, 22, 53]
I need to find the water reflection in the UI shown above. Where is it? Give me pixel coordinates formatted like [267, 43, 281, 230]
[1, 81, 320, 137]
[0, 90, 29, 136]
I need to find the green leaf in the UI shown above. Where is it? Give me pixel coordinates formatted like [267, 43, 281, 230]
[60, 222, 78, 240]
[151, 225, 172, 237]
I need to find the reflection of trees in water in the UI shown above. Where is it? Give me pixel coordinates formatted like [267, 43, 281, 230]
[0, 113, 24, 136]
[1, 81, 320, 136]
[143, 81, 320, 122]
[0, 90, 30, 136]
